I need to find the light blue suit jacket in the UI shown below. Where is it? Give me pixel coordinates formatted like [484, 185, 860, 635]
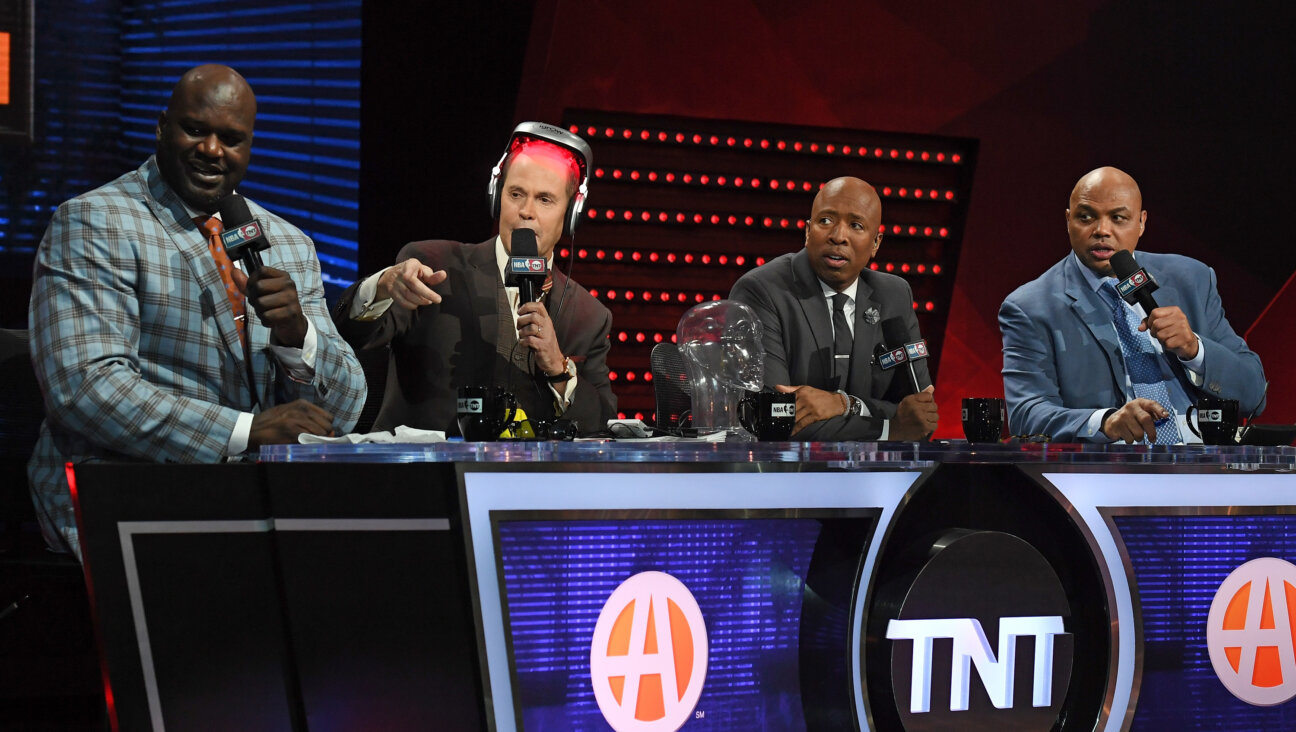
[28, 157, 367, 555]
[999, 251, 1265, 442]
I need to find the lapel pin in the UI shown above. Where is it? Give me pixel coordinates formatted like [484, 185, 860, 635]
[864, 307, 880, 325]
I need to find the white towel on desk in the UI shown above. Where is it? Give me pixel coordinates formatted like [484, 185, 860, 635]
[297, 425, 447, 445]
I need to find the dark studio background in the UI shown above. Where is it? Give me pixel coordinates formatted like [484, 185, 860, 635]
[3, 0, 1294, 432]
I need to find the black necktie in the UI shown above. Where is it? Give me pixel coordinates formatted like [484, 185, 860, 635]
[832, 293, 852, 389]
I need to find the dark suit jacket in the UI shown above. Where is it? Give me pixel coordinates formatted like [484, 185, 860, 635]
[729, 250, 931, 440]
[334, 239, 616, 435]
[999, 251, 1266, 441]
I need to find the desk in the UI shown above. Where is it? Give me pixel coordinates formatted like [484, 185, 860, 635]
[72, 442, 1296, 731]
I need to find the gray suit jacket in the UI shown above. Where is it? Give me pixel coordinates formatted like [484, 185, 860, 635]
[729, 250, 931, 440]
[29, 157, 367, 555]
[999, 251, 1266, 441]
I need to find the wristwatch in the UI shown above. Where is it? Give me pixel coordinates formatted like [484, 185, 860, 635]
[546, 356, 577, 383]
[839, 390, 865, 417]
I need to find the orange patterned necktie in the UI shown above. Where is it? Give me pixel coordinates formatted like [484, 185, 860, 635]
[197, 216, 247, 346]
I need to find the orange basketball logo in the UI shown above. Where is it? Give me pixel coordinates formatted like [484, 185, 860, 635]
[590, 571, 708, 731]
[1206, 557, 1296, 706]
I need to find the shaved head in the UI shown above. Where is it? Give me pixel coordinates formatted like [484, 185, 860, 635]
[814, 177, 881, 220]
[1070, 166, 1142, 211]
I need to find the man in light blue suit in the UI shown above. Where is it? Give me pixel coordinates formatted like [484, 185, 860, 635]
[28, 65, 367, 557]
[999, 166, 1265, 443]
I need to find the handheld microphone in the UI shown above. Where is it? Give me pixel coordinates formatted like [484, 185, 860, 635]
[505, 229, 548, 304]
[216, 194, 270, 273]
[880, 317, 927, 393]
[1110, 250, 1160, 314]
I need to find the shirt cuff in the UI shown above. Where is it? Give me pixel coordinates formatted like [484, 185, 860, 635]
[269, 318, 318, 383]
[878, 419, 890, 441]
[550, 374, 577, 412]
[1179, 334, 1205, 385]
[1085, 408, 1116, 442]
[349, 268, 396, 321]
[227, 411, 255, 455]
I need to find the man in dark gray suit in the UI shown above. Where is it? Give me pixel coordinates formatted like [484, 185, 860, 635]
[729, 177, 939, 441]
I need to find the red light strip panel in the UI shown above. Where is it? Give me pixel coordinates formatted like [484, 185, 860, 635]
[591, 168, 958, 202]
[558, 247, 943, 275]
[583, 207, 950, 237]
[571, 124, 964, 165]
[591, 288, 937, 312]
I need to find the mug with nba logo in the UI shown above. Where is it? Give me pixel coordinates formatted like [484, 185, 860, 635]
[738, 391, 796, 441]
[962, 397, 1007, 443]
[456, 386, 518, 441]
[1187, 397, 1240, 445]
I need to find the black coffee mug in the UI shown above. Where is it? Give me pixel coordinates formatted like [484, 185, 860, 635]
[456, 386, 518, 441]
[739, 391, 796, 441]
[1187, 397, 1240, 446]
[962, 397, 1006, 443]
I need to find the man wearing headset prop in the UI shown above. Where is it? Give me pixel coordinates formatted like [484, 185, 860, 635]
[334, 123, 616, 436]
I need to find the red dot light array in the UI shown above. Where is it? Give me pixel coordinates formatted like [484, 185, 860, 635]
[582, 207, 950, 238]
[570, 124, 965, 165]
[614, 330, 678, 345]
[558, 247, 941, 275]
[608, 369, 654, 383]
[616, 411, 655, 421]
[590, 167, 958, 202]
[588, 288, 726, 304]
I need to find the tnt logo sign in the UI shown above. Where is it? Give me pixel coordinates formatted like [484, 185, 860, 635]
[240, 223, 259, 239]
[1202, 409, 1224, 423]
[881, 531, 1073, 730]
[456, 398, 482, 414]
[770, 403, 795, 418]
[1207, 557, 1296, 706]
[887, 615, 1066, 712]
[590, 572, 707, 731]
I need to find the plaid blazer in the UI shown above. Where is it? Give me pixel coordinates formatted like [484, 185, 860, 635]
[27, 156, 367, 555]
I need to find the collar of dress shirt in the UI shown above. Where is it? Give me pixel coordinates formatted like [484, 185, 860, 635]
[817, 275, 860, 304]
[1073, 250, 1136, 294]
[178, 190, 239, 226]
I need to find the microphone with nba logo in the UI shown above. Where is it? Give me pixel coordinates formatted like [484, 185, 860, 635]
[505, 228, 548, 304]
[1110, 250, 1160, 315]
[879, 317, 930, 393]
[216, 194, 271, 273]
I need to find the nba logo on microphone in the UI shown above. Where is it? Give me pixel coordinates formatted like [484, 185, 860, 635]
[1206, 557, 1296, 706]
[590, 571, 708, 731]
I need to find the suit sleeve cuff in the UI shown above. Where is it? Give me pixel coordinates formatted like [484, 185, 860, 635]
[349, 268, 396, 321]
[268, 318, 317, 383]
[1086, 408, 1116, 442]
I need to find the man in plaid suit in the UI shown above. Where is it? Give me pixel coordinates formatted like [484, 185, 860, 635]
[27, 65, 366, 557]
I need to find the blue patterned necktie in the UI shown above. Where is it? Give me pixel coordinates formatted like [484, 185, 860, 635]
[1099, 281, 1183, 444]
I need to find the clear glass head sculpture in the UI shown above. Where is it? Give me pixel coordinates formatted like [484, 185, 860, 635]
[676, 300, 764, 438]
